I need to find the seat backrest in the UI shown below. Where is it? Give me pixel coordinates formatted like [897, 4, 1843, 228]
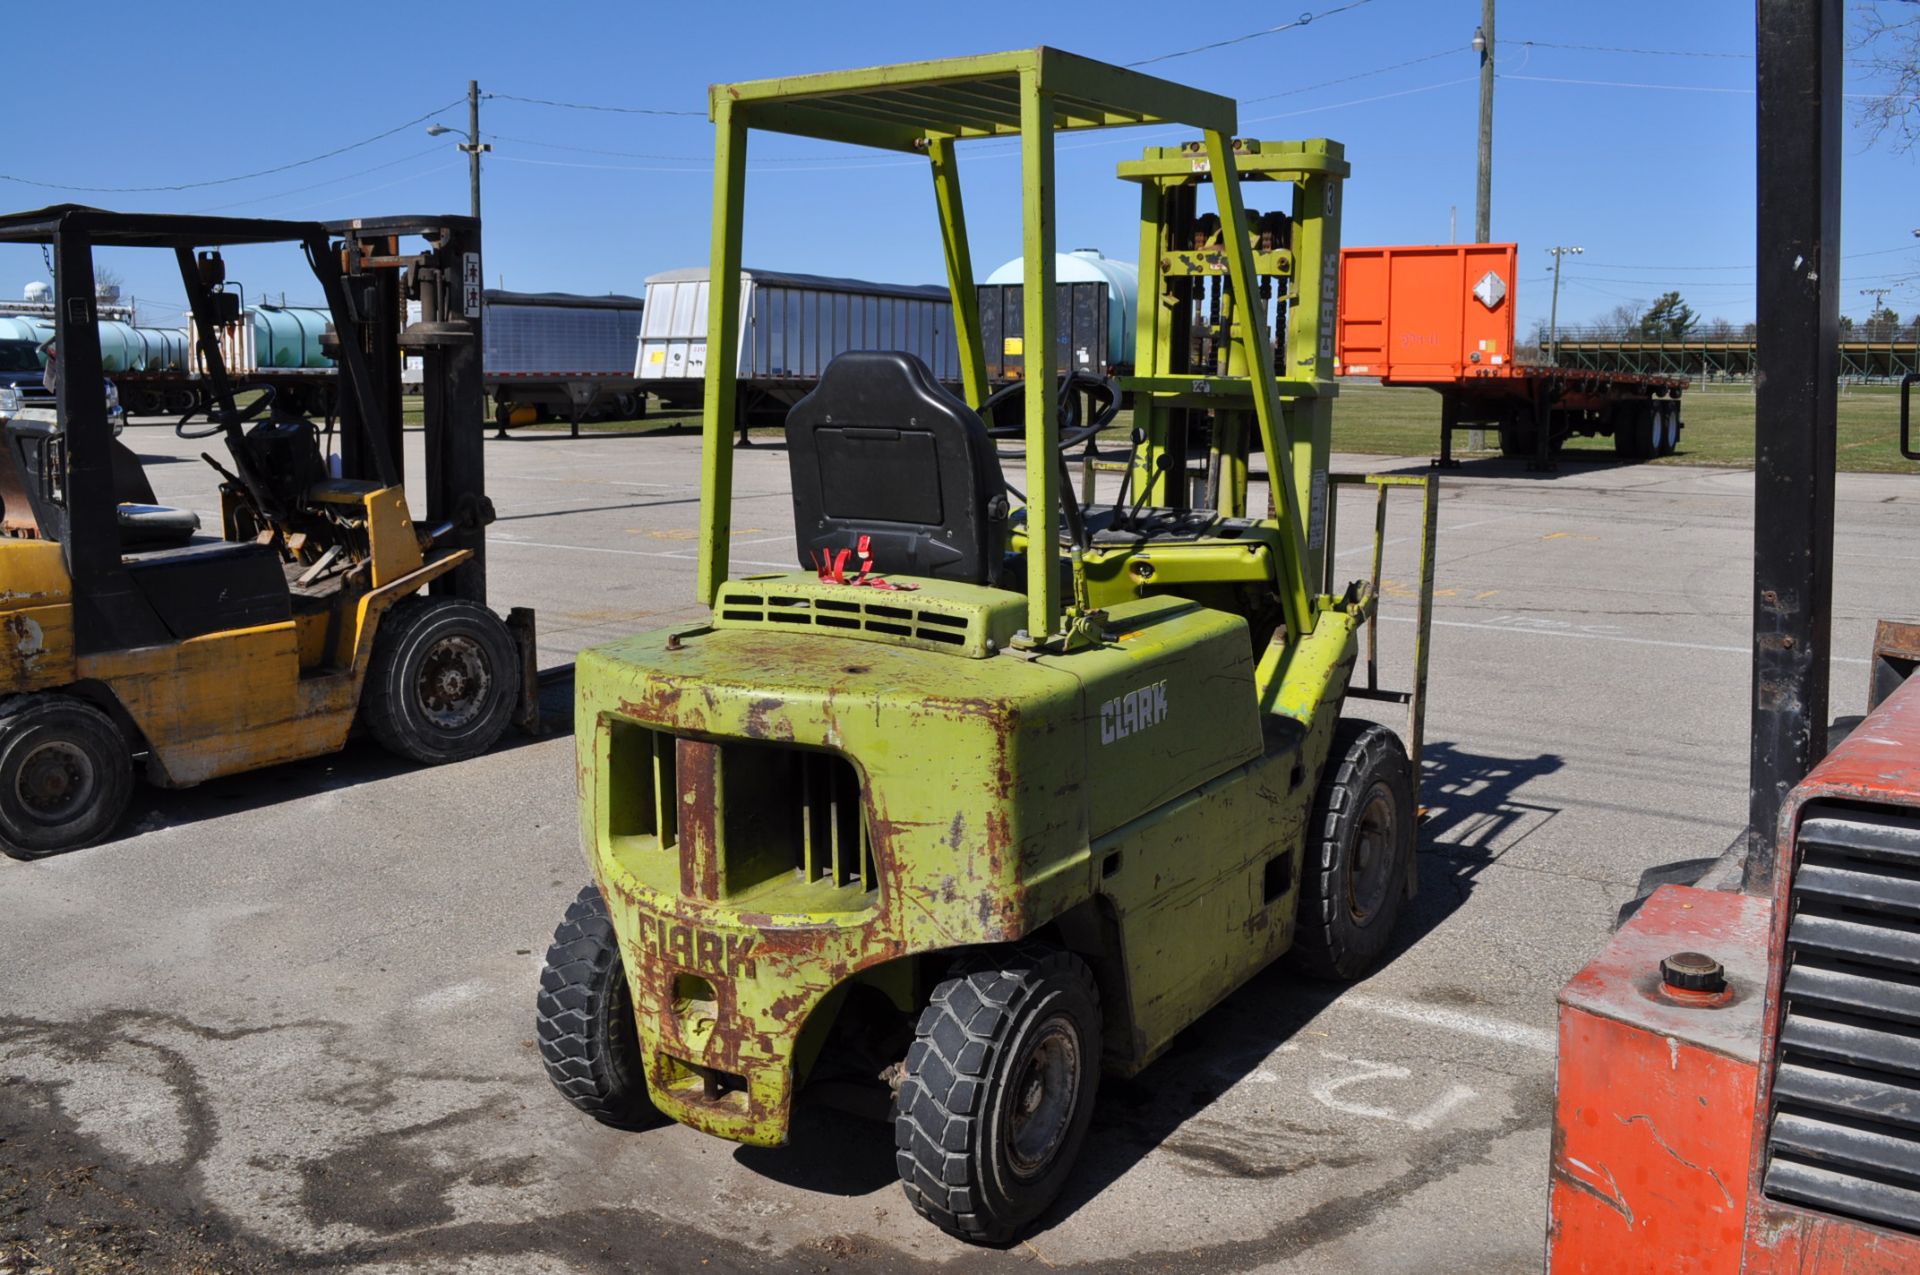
[785, 351, 1006, 585]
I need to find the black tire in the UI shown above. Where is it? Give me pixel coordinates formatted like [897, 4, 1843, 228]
[1657, 402, 1681, 457]
[1498, 423, 1533, 458]
[536, 883, 663, 1129]
[1290, 717, 1416, 981]
[895, 946, 1102, 1245]
[362, 596, 520, 765]
[0, 695, 133, 860]
[1615, 402, 1655, 460]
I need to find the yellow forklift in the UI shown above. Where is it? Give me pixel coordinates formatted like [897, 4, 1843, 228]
[0, 207, 530, 858]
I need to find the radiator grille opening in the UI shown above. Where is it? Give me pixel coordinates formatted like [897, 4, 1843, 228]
[709, 740, 876, 899]
[1763, 804, 1920, 1235]
[607, 720, 678, 849]
[608, 723, 877, 902]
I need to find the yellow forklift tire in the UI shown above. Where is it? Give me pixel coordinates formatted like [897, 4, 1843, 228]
[1289, 717, 1416, 981]
[535, 884, 665, 1130]
[0, 695, 133, 860]
[894, 946, 1102, 1245]
[362, 597, 520, 765]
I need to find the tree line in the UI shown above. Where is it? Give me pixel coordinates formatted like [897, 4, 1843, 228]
[1532, 292, 1914, 345]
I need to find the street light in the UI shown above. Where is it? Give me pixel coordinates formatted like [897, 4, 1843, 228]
[426, 83, 490, 221]
[1546, 245, 1583, 367]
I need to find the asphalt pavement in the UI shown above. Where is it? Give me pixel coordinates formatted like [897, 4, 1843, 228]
[4, 422, 1906, 1273]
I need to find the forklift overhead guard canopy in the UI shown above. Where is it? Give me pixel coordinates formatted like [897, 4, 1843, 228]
[696, 47, 1310, 644]
[0, 205, 333, 248]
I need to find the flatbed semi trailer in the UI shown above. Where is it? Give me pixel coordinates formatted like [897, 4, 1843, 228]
[1336, 243, 1686, 470]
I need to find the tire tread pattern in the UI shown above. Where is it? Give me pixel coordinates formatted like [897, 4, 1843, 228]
[1291, 717, 1414, 981]
[363, 595, 518, 765]
[535, 883, 662, 1130]
[894, 946, 1099, 1243]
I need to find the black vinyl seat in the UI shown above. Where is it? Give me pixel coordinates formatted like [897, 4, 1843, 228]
[122, 539, 291, 640]
[784, 351, 1007, 585]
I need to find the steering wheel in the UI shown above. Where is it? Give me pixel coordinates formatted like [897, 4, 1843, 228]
[177, 383, 277, 440]
[982, 372, 1120, 455]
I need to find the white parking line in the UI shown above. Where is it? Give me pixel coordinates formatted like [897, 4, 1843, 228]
[491, 536, 794, 572]
[1334, 992, 1558, 1054]
[1332, 506, 1563, 560]
[1381, 614, 1871, 665]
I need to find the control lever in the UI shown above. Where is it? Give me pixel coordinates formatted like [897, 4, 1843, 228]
[1126, 455, 1169, 528]
[200, 451, 241, 485]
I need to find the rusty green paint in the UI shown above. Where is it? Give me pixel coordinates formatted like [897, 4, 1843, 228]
[577, 52, 1440, 1152]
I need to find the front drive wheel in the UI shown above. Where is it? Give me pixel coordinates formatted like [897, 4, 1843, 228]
[1290, 717, 1417, 980]
[536, 883, 664, 1130]
[362, 596, 520, 765]
[895, 947, 1102, 1245]
[0, 695, 133, 860]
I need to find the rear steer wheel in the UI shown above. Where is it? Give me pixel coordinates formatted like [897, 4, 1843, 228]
[1289, 717, 1416, 980]
[362, 596, 520, 765]
[536, 883, 664, 1129]
[0, 695, 133, 860]
[895, 946, 1102, 1245]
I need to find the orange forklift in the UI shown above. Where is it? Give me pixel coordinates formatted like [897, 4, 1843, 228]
[1547, 4, 1920, 1269]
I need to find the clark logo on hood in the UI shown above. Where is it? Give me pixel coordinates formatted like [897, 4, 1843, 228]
[1101, 681, 1169, 745]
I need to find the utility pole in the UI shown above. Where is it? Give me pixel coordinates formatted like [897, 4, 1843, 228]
[466, 81, 488, 220]
[1474, 0, 1495, 241]
[431, 84, 491, 220]
[1546, 245, 1582, 366]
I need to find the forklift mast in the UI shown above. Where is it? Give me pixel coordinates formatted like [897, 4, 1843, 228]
[325, 214, 491, 602]
[1117, 137, 1346, 592]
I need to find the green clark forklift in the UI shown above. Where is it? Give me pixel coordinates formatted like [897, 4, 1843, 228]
[535, 48, 1437, 1243]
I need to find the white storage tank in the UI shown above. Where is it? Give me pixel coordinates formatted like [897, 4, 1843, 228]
[982, 248, 1138, 375]
[0, 315, 53, 347]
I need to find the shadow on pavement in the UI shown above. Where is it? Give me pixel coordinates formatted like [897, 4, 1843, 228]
[36, 685, 576, 864]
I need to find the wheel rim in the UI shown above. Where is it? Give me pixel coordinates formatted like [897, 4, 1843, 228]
[1003, 1014, 1082, 1180]
[14, 739, 96, 825]
[1346, 782, 1399, 925]
[414, 634, 493, 731]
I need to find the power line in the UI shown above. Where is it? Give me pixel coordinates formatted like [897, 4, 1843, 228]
[1504, 72, 1883, 100]
[484, 132, 885, 166]
[1578, 245, 1920, 272]
[0, 99, 464, 193]
[1514, 39, 1748, 59]
[485, 91, 702, 118]
[193, 144, 447, 212]
[1243, 76, 1477, 124]
[1128, 0, 1374, 69]
[1501, 72, 1748, 95]
[1242, 46, 1464, 104]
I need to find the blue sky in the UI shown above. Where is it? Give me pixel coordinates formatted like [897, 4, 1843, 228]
[5, 1, 1917, 335]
